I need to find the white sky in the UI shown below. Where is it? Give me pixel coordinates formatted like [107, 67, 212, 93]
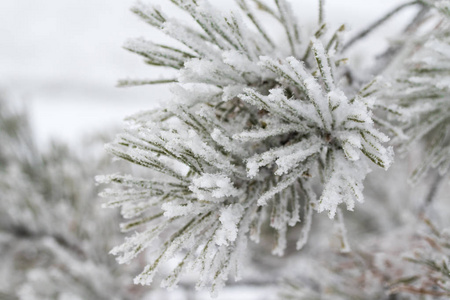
[0, 0, 416, 148]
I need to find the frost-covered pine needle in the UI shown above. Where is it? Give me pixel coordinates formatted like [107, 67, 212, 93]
[99, 0, 396, 294]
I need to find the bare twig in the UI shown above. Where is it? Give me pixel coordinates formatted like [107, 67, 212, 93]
[371, 5, 429, 75]
[343, 1, 420, 52]
[117, 78, 177, 87]
[319, 0, 325, 25]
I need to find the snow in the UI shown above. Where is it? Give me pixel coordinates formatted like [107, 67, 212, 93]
[144, 285, 276, 300]
[234, 123, 302, 141]
[215, 204, 244, 246]
[190, 173, 241, 200]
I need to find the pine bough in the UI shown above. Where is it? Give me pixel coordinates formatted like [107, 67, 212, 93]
[98, 0, 418, 295]
[383, 8, 450, 183]
[0, 96, 140, 300]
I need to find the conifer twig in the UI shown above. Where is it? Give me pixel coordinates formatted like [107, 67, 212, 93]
[117, 78, 177, 87]
[419, 172, 444, 216]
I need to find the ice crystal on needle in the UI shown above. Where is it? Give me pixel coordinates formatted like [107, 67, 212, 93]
[99, 0, 394, 294]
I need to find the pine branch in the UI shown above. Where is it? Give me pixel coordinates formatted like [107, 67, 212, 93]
[102, 0, 396, 295]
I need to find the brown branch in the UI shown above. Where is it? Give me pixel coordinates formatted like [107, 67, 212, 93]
[391, 285, 450, 297]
